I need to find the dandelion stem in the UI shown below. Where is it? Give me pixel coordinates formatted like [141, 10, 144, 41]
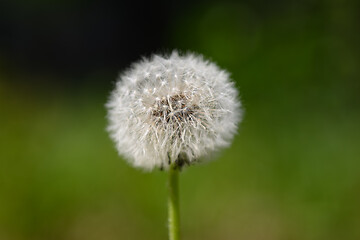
[168, 163, 180, 240]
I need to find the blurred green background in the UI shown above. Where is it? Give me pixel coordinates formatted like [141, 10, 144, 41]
[1, 0, 360, 239]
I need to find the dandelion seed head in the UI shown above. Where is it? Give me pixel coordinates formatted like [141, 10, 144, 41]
[106, 51, 243, 170]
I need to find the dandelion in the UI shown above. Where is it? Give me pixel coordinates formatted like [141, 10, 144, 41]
[106, 51, 242, 240]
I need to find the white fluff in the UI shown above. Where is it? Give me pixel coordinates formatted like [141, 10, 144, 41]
[106, 51, 242, 170]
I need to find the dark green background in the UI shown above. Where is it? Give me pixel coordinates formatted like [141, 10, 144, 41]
[1, 0, 359, 239]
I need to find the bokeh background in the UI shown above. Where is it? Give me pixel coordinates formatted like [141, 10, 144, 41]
[1, 0, 360, 239]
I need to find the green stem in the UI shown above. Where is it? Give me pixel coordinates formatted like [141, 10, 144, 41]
[168, 163, 180, 240]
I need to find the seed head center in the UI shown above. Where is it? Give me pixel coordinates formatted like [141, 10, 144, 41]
[151, 93, 196, 124]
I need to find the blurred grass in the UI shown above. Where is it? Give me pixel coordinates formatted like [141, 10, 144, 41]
[1, 1, 360, 240]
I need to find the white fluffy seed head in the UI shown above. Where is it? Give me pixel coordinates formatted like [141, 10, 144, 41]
[106, 51, 242, 171]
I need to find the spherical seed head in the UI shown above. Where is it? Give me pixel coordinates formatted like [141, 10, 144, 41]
[106, 51, 242, 170]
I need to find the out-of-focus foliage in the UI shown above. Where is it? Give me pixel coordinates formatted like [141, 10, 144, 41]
[1, 0, 359, 240]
